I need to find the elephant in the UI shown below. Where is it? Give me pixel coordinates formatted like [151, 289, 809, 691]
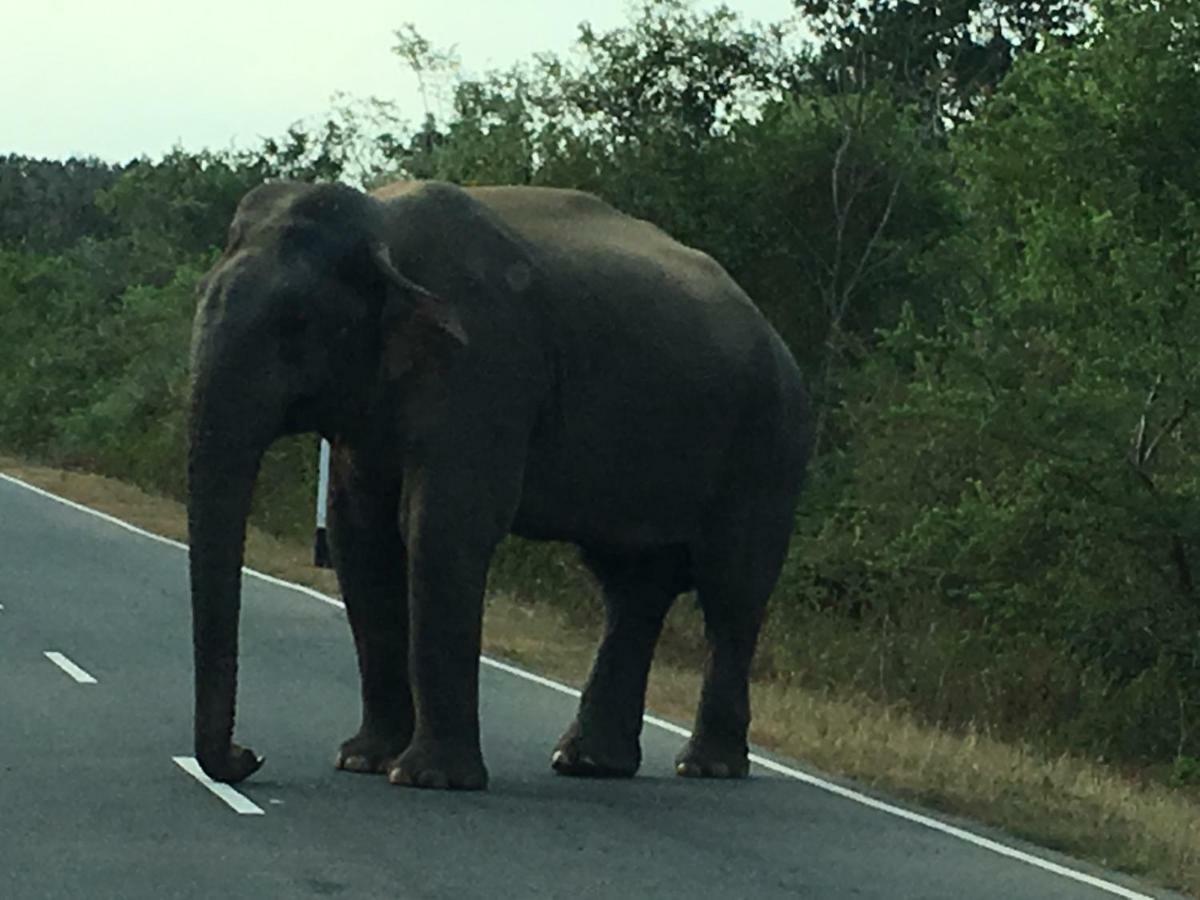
[188, 179, 812, 790]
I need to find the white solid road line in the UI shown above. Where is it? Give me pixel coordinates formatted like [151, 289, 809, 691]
[44, 651, 98, 684]
[479, 661, 1156, 900]
[0, 472, 1160, 899]
[172, 757, 265, 815]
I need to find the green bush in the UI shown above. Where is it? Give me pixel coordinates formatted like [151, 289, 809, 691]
[776, 0, 1200, 762]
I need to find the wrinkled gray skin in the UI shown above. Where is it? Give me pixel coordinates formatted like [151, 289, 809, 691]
[188, 180, 811, 790]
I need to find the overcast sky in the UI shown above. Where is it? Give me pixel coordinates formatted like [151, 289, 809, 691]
[4, 0, 799, 163]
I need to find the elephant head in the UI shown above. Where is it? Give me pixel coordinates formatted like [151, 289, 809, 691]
[187, 181, 464, 782]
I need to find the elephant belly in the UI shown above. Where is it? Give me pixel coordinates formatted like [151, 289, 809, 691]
[510, 411, 733, 549]
[499, 269, 789, 551]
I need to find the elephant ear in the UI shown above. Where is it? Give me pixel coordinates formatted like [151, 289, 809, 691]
[370, 244, 467, 379]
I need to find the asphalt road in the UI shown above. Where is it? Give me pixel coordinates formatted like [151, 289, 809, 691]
[0, 474, 1180, 900]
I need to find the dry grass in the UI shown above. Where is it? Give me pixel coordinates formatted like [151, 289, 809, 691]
[3, 457, 1198, 897]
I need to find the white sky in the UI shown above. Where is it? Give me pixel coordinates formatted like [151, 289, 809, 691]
[3, 0, 799, 163]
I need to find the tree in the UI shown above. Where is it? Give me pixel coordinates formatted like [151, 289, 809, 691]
[0, 155, 124, 252]
[801, 0, 1200, 761]
[386, 2, 794, 185]
[550, 0, 793, 148]
[795, 0, 1089, 126]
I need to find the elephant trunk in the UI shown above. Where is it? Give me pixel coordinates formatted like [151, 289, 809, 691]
[187, 386, 272, 783]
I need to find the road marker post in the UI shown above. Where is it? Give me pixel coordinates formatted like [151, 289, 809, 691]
[313, 438, 331, 568]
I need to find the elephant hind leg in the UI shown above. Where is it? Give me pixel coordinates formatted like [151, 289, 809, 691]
[551, 545, 689, 777]
[676, 500, 794, 779]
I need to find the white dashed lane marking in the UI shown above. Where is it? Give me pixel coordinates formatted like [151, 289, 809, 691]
[173, 756, 265, 815]
[44, 651, 97, 684]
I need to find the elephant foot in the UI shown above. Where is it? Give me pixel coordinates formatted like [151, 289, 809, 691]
[197, 742, 264, 784]
[335, 730, 411, 775]
[550, 720, 640, 778]
[387, 739, 488, 790]
[674, 737, 750, 779]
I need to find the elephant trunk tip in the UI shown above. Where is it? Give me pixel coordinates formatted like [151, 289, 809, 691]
[196, 742, 265, 784]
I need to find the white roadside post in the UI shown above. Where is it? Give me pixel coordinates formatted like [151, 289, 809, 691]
[313, 438, 331, 568]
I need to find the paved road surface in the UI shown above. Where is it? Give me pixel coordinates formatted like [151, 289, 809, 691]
[0, 474, 1179, 899]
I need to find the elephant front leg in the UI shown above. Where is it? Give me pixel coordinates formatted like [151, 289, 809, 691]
[328, 479, 413, 775]
[387, 525, 492, 791]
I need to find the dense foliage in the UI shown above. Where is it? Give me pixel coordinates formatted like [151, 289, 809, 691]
[1, 0, 1196, 772]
